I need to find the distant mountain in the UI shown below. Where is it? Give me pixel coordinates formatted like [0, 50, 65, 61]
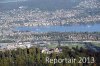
[0, 0, 27, 3]
[0, 0, 81, 11]
[0, 0, 100, 11]
[75, 0, 100, 9]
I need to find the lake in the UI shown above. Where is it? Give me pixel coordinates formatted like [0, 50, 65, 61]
[15, 23, 100, 32]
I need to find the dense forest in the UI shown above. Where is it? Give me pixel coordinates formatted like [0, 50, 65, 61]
[0, 46, 100, 66]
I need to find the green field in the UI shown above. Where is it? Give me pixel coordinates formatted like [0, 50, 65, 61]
[92, 42, 100, 47]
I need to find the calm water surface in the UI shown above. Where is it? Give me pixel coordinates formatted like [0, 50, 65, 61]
[15, 24, 100, 32]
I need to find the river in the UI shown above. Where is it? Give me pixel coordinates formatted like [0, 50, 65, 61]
[15, 23, 100, 32]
